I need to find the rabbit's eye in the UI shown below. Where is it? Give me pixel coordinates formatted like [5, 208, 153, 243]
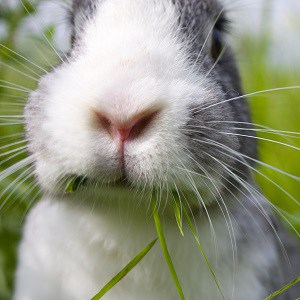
[211, 15, 229, 61]
[211, 28, 223, 61]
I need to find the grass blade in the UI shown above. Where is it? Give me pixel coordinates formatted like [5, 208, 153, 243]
[264, 276, 300, 300]
[182, 206, 225, 300]
[173, 197, 184, 236]
[151, 194, 186, 300]
[65, 175, 88, 193]
[91, 238, 157, 300]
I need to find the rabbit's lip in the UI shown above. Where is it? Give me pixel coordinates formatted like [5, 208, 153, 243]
[63, 174, 131, 194]
[109, 174, 130, 188]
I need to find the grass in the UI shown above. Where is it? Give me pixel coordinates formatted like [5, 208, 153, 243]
[91, 238, 158, 300]
[237, 35, 300, 231]
[90, 192, 298, 299]
[264, 276, 300, 300]
[151, 194, 186, 300]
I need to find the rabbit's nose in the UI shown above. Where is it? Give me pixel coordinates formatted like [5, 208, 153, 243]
[95, 109, 160, 142]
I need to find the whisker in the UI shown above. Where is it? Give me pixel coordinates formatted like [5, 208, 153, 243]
[189, 8, 225, 73]
[20, 182, 41, 221]
[33, 42, 56, 70]
[187, 132, 300, 182]
[0, 166, 34, 210]
[1, 49, 42, 78]
[175, 155, 219, 251]
[0, 145, 28, 159]
[206, 163, 276, 240]
[0, 60, 39, 82]
[2, 177, 39, 217]
[0, 93, 27, 102]
[0, 156, 33, 182]
[20, 0, 66, 64]
[0, 139, 27, 151]
[0, 122, 25, 126]
[193, 86, 300, 114]
[0, 107, 23, 113]
[207, 120, 300, 137]
[216, 130, 300, 152]
[225, 127, 300, 139]
[0, 79, 33, 92]
[0, 116, 24, 119]
[207, 138, 300, 206]
[203, 45, 228, 80]
[0, 84, 31, 93]
[0, 148, 28, 168]
[203, 151, 291, 264]
[0, 133, 24, 141]
[181, 146, 238, 289]
[0, 43, 48, 73]
[196, 138, 300, 232]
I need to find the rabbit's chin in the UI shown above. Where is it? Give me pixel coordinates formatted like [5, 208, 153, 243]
[39, 171, 220, 212]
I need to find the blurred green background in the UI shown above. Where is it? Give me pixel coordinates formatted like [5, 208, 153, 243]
[0, 0, 299, 299]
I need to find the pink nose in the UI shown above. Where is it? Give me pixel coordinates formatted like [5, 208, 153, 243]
[116, 127, 132, 142]
[95, 110, 159, 142]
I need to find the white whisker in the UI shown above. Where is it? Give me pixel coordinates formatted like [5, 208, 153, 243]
[203, 151, 291, 264]
[0, 156, 33, 182]
[0, 146, 28, 159]
[0, 139, 27, 151]
[0, 149, 28, 168]
[189, 8, 225, 74]
[0, 61, 39, 82]
[20, 0, 67, 64]
[1, 49, 42, 78]
[203, 45, 228, 80]
[194, 138, 300, 237]
[194, 86, 300, 114]
[0, 43, 48, 73]
[0, 166, 34, 210]
[208, 120, 300, 137]
[189, 134, 300, 182]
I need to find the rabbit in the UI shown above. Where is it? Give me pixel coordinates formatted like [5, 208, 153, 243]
[13, 0, 299, 299]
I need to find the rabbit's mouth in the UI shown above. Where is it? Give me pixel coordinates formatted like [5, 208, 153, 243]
[63, 173, 131, 194]
[112, 175, 130, 188]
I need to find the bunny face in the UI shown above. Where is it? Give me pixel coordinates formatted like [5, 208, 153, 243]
[25, 0, 256, 202]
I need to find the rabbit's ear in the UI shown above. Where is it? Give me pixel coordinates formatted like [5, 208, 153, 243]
[69, 0, 98, 44]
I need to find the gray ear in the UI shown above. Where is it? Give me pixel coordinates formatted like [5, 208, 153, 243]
[70, 0, 98, 43]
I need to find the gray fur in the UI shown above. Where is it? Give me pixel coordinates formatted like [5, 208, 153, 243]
[173, 0, 300, 296]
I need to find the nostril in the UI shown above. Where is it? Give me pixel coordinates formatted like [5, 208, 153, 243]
[130, 110, 159, 140]
[95, 109, 160, 141]
[96, 113, 113, 134]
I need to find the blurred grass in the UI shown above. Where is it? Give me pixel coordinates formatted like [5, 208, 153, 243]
[0, 1, 58, 298]
[0, 1, 299, 299]
[238, 35, 300, 227]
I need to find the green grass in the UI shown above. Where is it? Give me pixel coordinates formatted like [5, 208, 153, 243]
[91, 193, 298, 299]
[91, 238, 158, 300]
[237, 36, 300, 231]
[151, 194, 186, 300]
[264, 276, 300, 300]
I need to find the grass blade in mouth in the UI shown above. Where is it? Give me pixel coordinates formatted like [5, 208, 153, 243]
[173, 194, 184, 236]
[91, 238, 157, 300]
[64, 175, 88, 193]
[151, 193, 186, 300]
[182, 205, 226, 300]
[172, 191, 225, 300]
[264, 276, 300, 300]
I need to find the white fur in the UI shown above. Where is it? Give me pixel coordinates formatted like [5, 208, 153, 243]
[14, 192, 276, 300]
